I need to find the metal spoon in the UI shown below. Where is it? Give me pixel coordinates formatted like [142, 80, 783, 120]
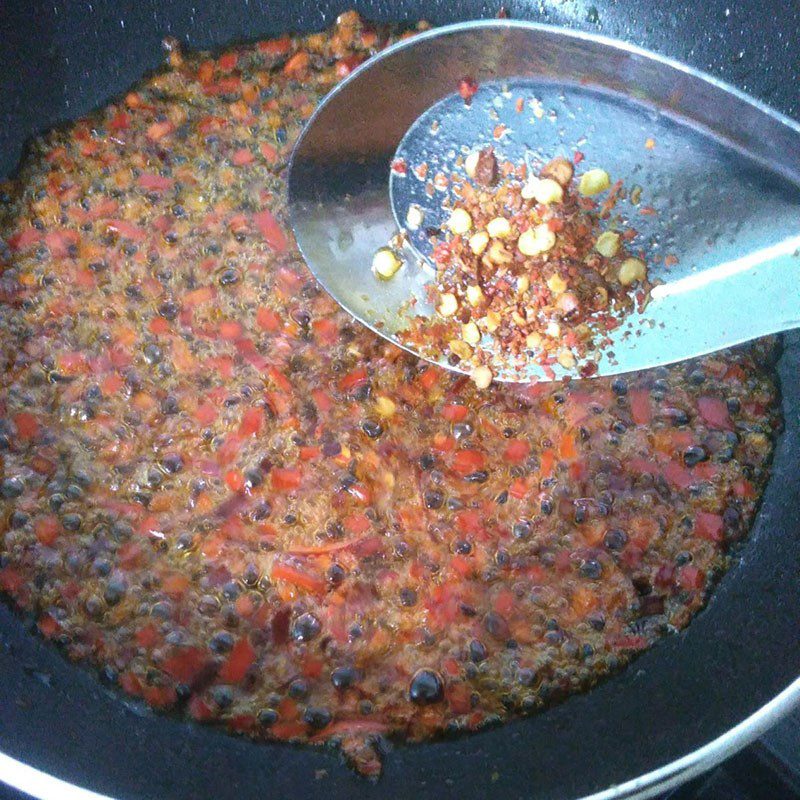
[287, 20, 800, 383]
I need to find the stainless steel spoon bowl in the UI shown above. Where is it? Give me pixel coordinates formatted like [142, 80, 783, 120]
[287, 20, 800, 382]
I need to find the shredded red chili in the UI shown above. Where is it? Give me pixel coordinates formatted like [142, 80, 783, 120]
[0, 11, 780, 779]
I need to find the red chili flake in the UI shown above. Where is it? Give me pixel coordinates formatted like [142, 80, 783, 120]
[503, 439, 530, 464]
[696, 511, 724, 542]
[239, 407, 263, 437]
[231, 148, 255, 166]
[14, 412, 39, 440]
[573, 150, 585, 164]
[188, 695, 216, 722]
[390, 158, 407, 176]
[119, 672, 143, 697]
[271, 561, 326, 594]
[219, 320, 243, 340]
[146, 120, 175, 141]
[106, 219, 147, 241]
[8, 227, 41, 252]
[458, 77, 479, 103]
[442, 404, 469, 422]
[162, 647, 208, 684]
[108, 111, 130, 131]
[283, 51, 310, 78]
[218, 638, 256, 683]
[339, 366, 368, 392]
[253, 209, 289, 252]
[218, 52, 238, 72]
[452, 449, 486, 476]
[628, 389, 652, 425]
[44, 229, 80, 259]
[257, 36, 292, 56]
[137, 173, 174, 192]
[259, 142, 279, 162]
[677, 565, 706, 590]
[0, 568, 25, 593]
[271, 467, 303, 492]
[225, 469, 245, 493]
[298, 446, 321, 461]
[698, 396, 732, 430]
[663, 460, 692, 490]
[335, 54, 364, 77]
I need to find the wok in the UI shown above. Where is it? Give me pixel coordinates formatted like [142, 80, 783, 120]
[1, 2, 799, 799]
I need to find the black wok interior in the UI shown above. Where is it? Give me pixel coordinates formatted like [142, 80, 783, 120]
[1, 2, 799, 798]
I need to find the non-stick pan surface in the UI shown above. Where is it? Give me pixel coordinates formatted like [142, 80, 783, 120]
[1, 2, 799, 799]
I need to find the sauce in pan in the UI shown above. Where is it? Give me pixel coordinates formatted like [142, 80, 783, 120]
[0, 12, 779, 777]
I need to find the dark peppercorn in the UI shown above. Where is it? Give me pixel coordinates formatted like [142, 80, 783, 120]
[579, 559, 603, 579]
[9, 511, 29, 528]
[258, 709, 278, 727]
[361, 419, 383, 439]
[1, 477, 24, 499]
[399, 587, 418, 606]
[61, 513, 82, 531]
[327, 563, 345, 585]
[303, 707, 332, 729]
[483, 611, 510, 640]
[288, 679, 309, 699]
[424, 490, 444, 509]
[683, 446, 708, 467]
[409, 669, 443, 704]
[604, 529, 627, 550]
[218, 268, 240, 286]
[291, 612, 321, 642]
[210, 630, 235, 653]
[210, 686, 234, 709]
[331, 666, 361, 690]
[611, 377, 628, 396]
[465, 470, 488, 483]
[512, 520, 532, 539]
